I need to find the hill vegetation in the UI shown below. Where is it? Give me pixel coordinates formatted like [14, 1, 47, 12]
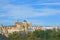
[8, 29, 60, 40]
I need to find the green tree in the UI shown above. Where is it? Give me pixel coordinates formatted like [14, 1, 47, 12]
[8, 32, 20, 40]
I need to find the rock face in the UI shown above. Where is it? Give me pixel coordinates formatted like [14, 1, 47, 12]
[0, 34, 9, 40]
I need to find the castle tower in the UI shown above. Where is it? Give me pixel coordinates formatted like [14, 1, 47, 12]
[22, 20, 28, 31]
[15, 20, 21, 28]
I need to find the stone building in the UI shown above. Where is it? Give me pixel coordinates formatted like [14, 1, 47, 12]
[15, 20, 32, 31]
[4, 20, 32, 34]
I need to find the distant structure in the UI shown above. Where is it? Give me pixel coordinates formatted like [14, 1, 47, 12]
[0, 20, 33, 37]
[0, 20, 60, 37]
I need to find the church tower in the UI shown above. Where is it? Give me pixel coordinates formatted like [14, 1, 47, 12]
[22, 20, 28, 31]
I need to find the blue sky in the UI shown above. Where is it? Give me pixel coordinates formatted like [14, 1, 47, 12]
[0, 0, 60, 26]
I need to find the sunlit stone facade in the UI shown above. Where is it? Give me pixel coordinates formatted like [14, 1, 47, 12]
[4, 20, 32, 34]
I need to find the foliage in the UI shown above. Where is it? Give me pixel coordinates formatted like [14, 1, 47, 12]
[8, 29, 60, 40]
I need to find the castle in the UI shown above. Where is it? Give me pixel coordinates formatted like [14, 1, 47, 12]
[0, 20, 33, 37]
[0, 20, 60, 37]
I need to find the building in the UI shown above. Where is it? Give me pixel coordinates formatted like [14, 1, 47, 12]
[2, 20, 32, 36]
[0, 20, 60, 37]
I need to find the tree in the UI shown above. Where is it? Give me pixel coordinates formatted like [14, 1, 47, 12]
[33, 30, 44, 40]
[8, 32, 20, 40]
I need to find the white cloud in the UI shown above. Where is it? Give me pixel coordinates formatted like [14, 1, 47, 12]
[0, 0, 10, 6]
[0, 0, 60, 19]
[33, 2, 60, 5]
[0, 20, 9, 23]
[43, 2, 60, 5]
[0, 14, 5, 17]
[34, 8, 60, 16]
[0, 0, 60, 26]
[32, 21, 46, 26]
[1, 4, 60, 19]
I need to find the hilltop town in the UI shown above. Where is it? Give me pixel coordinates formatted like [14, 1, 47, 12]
[0, 20, 60, 37]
